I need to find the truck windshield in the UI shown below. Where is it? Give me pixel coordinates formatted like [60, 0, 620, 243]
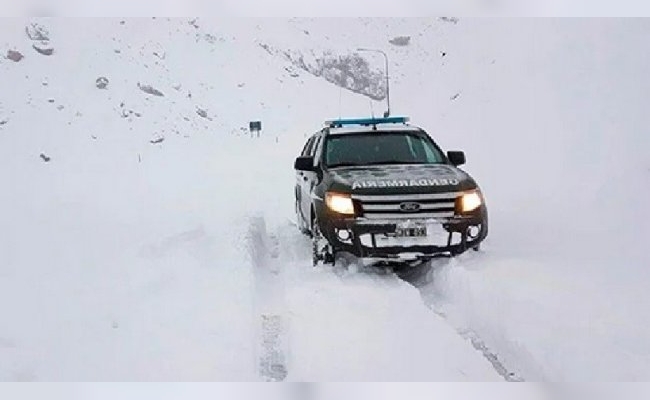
[324, 132, 445, 168]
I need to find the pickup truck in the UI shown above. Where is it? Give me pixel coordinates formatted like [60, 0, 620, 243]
[294, 116, 488, 267]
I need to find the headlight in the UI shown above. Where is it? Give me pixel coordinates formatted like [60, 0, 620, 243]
[459, 190, 482, 213]
[325, 192, 355, 215]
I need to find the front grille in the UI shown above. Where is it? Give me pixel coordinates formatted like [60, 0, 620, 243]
[352, 192, 459, 220]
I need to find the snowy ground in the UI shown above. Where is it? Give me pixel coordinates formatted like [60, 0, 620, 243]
[1, 18, 649, 381]
[2, 382, 650, 400]
[404, 18, 650, 381]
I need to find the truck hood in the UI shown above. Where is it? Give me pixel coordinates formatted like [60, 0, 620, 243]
[327, 164, 476, 194]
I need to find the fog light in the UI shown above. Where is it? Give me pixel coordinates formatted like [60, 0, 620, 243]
[337, 229, 351, 241]
[468, 226, 480, 238]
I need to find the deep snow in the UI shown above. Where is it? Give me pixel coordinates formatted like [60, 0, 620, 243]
[1, 17, 649, 381]
[404, 18, 650, 381]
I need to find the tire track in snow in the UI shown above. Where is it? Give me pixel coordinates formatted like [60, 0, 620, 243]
[433, 308, 523, 381]
[247, 216, 288, 382]
[402, 262, 524, 382]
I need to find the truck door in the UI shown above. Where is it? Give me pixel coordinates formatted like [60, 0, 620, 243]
[300, 134, 322, 225]
[296, 136, 315, 222]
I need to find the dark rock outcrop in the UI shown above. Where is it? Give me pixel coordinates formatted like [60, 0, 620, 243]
[138, 83, 164, 97]
[389, 36, 411, 46]
[25, 23, 50, 41]
[287, 51, 387, 101]
[6, 50, 24, 62]
[33, 42, 54, 56]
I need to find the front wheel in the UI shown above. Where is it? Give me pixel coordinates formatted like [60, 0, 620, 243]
[311, 216, 334, 267]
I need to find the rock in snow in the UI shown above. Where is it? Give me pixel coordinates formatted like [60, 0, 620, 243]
[389, 36, 411, 46]
[32, 42, 54, 56]
[6, 50, 24, 62]
[25, 23, 54, 56]
[25, 23, 50, 41]
[95, 77, 109, 89]
[138, 83, 164, 97]
[196, 107, 208, 119]
[439, 16, 459, 24]
[150, 134, 165, 144]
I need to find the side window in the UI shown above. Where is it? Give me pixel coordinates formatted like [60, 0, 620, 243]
[301, 137, 315, 156]
[311, 135, 323, 166]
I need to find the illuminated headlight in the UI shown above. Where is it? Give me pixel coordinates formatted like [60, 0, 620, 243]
[325, 192, 355, 215]
[459, 190, 483, 213]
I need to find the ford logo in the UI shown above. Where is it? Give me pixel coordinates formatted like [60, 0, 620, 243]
[399, 202, 421, 212]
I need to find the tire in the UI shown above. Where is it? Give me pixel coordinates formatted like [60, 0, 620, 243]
[311, 218, 322, 267]
[311, 213, 334, 267]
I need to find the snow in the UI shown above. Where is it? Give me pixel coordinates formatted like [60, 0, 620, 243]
[1, 17, 649, 381]
[0, 382, 553, 400]
[405, 18, 650, 381]
[3, 382, 650, 400]
[254, 221, 499, 381]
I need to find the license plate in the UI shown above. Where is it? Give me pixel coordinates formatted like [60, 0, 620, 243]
[393, 226, 427, 238]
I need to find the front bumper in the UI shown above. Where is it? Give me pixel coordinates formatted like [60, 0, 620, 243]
[321, 207, 488, 260]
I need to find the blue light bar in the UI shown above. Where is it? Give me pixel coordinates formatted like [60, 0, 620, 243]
[325, 116, 410, 128]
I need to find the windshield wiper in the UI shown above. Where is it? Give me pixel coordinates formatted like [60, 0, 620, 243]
[365, 160, 431, 165]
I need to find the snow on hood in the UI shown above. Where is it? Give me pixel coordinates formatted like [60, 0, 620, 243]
[328, 164, 474, 193]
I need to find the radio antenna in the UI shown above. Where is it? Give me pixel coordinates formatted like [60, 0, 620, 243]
[357, 48, 390, 117]
[338, 86, 342, 120]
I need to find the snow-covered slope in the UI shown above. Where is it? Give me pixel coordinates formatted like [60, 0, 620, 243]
[1, 17, 649, 381]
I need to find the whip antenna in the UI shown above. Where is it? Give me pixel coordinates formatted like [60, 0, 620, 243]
[338, 86, 342, 120]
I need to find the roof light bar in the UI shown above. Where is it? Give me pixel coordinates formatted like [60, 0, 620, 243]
[325, 116, 410, 128]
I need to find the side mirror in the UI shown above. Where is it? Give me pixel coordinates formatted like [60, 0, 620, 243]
[294, 156, 316, 171]
[447, 151, 466, 167]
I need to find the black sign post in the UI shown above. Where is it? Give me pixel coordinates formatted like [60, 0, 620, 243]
[249, 121, 262, 138]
